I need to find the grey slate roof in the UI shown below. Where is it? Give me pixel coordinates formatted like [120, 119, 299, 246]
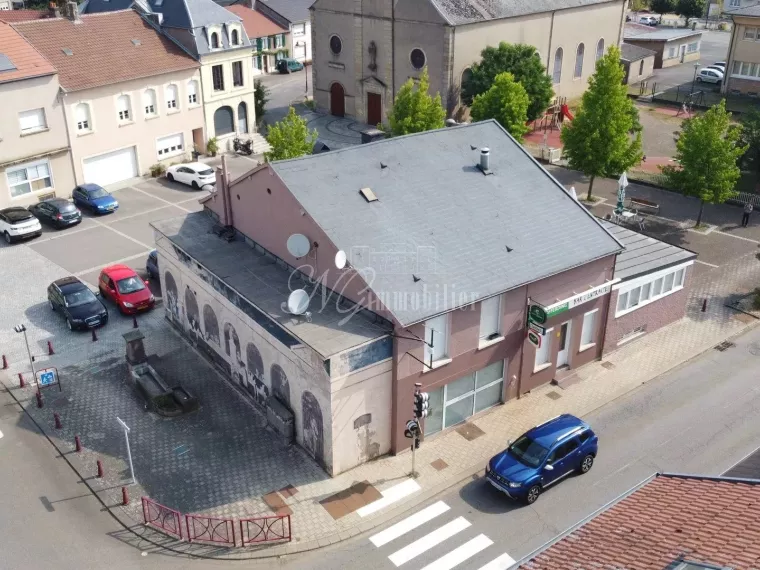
[624, 27, 702, 42]
[80, 0, 134, 13]
[270, 120, 624, 326]
[726, 4, 760, 17]
[255, 0, 312, 23]
[151, 212, 390, 358]
[620, 42, 656, 62]
[599, 220, 696, 281]
[428, 0, 616, 26]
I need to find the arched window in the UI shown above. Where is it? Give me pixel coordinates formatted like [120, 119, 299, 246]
[187, 80, 198, 105]
[596, 38, 605, 62]
[237, 101, 248, 134]
[574, 43, 585, 78]
[461, 67, 474, 104]
[75, 103, 91, 131]
[552, 47, 563, 84]
[210, 32, 219, 49]
[231, 29, 239, 45]
[116, 94, 131, 121]
[165, 84, 178, 110]
[214, 106, 234, 136]
[143, 88, 157, 116]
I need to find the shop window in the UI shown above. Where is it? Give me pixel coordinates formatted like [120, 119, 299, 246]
[479, 295, 501, 342]
[534, 328, 553, 370]
[7, 160, 52, 197]
[580, 309, 597, 348]
[616, 264, 689, 316]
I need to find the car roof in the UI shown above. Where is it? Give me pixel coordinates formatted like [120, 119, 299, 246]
[185, 162, 213, 171]
[1, 207, 31, 214]
[43, 198, 73, 207]
[53, 276, 87, 292]
[79, 183, 105, 192]
[526, 414, 589, 448]
[102, 264, 137, 279]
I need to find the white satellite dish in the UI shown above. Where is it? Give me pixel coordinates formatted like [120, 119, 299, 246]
[287, 289, 310, 315]
[286, 234, 311, 258]
[335, 250, 347, 269]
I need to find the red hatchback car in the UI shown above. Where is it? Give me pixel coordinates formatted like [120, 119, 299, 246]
[98, 265, 155, 314]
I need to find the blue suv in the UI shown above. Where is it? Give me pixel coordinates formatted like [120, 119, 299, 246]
[486, 414, 598, 504]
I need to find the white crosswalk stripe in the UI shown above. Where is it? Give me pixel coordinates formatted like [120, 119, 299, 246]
[388, 517, 471, 566]
[357, 479, 422, 518]
[419, 534, 493, 570]
[370, 501, 450, 547]
[475, 552, 517, 570]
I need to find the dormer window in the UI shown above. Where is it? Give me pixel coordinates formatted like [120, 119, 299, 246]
[231, 29, 239, 45]
[210, 32, 219, 49]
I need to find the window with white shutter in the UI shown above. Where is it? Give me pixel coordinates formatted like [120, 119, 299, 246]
[165, 84, 178, 110]
[117, 94, 131, 121]
[187, 80, 199, 105]
[18, 108, 46, 133]
[143, 89, 157, 116]
[74, 103, 91, 132]
[157, 133, 185, 159]
[580, 310, 597, 348]
[479, 295, 501, 342]
[424, 314, 449, 365]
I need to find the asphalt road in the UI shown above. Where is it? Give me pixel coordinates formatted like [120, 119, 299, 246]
[258, 69, 313, 126]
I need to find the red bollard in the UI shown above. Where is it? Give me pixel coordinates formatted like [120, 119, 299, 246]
[18, 373, 25, 388]
[91, 329, 98, 342]
[132, 315, 138, 329]
[121, 486, 129, 505]
[96, 460, 104, 478]
[54, 412, 62, 429]
[702, 298, 707, 312]
[2, 354, 7, 369]
[36, 392, 43, 408]
[47, 340, 54, 355]
[75, 435, 82, 453]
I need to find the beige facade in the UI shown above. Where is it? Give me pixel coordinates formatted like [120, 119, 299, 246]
[0, 74, 76, 209]
[310, 0, 627, 123]
[63, 69, 204, 186]
[724, 14, 760, 94]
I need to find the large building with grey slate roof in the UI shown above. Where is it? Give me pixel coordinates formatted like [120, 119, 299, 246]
[309, 0, 628, 124]
[151, 120, 695, 475]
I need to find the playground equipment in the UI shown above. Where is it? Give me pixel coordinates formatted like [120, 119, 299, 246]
[532, 97, 573, 133]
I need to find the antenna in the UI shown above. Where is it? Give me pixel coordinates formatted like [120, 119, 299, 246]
[281, 289, 311, 322]
[335, 250, 347, 269]
[286, 234, 311, 258]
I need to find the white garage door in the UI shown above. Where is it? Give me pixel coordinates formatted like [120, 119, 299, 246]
[82, 146, 138, 186]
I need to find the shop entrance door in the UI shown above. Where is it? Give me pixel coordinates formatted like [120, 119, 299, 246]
[557, 320, 572, 367]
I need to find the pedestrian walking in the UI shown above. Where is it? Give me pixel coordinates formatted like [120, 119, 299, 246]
[742, 202, 753, 228]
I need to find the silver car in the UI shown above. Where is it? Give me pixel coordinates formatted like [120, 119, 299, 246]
[696, 68, 724, 84]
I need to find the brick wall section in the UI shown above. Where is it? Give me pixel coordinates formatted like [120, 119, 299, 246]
[725, 76, 760, 95]
[603, 266, 692, 354]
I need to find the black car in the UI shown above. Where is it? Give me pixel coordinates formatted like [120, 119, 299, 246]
[47, 277, 108, 331]
[28, 198, 82, 229]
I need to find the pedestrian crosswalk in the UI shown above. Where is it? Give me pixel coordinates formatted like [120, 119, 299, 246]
[368, 500, 516, 570]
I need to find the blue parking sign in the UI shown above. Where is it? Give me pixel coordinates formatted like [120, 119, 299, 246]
[37, 368, 58, 387]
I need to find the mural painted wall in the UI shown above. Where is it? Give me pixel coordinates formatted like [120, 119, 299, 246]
[155, 239, 334, 473]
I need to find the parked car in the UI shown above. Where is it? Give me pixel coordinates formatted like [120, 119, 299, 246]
[277, 58, 304, 74]
[714, 61, 726, 68]
[98, 264, 155, 314]
[72, 183, 119, 214]
[0, 207, 42, 244]
[696, 68, 724, 84]
[639, 15, 658, 25]
[485, 414, 598, 504]
[47, 276, 108, 331]
[706, 64, 725, 74]
[28, 198, 81, 229]
[166, 162, 216, 189]
[146, 249, 159, 280]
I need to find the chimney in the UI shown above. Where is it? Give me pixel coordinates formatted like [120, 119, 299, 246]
[66, 1, 80, 22]
[49, 2, 61, 18]
[479, 148, 490, 173]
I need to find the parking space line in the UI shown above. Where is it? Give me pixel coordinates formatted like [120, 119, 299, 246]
[714, 230, 760, 244]
[73, 251, 151, 277]
[695, 260, 720, 268]
[127, 186, 194, 213]
[34, 224, 98, 244]
[89, 218, 152, 250]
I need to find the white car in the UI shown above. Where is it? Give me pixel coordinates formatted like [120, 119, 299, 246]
[166, 162, 216, 190]
[696, 68, 724, 84]
[0, 207, 42, 244]
[639, 15, 658, 25]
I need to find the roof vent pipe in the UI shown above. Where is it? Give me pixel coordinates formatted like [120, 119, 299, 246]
[480, 148, 490, 172]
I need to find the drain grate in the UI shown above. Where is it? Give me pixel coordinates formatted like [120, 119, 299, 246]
[546, 391, 562, 400]
[714, 341, 735, 352]
[601, 361, 615, 370]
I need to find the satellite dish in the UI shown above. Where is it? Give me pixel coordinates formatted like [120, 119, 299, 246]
[335, 250, 347, 269]
[287, 289, 310, 315]
[286, 234, 311, 258]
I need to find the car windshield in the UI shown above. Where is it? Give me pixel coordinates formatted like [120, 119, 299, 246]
[64, 288, 97, 308]
[198, 168, 214, 176]
[116, 276, 146, 295]
[508, 435, 550, 468]
[87, 188, 108, 199]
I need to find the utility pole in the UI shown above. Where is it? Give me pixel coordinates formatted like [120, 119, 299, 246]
[14, 324, 39, 397]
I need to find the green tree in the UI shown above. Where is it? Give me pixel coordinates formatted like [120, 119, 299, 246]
[650, 0, 675, 17]
[662, 101, 747, 226]
[676, 0, 706, 25]
[264, 107, 318, 162]
[470, 72, 530, 142]
[254, 79, 270, 123]
[560, 45, 643, 201]
[463, 42, 553, 121]
[630, 0, 650, 10]
[740, 109, 760, 174]
[385, 67, 446, 136]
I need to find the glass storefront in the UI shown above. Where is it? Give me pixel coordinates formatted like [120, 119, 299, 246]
[423, 360, 505, 436]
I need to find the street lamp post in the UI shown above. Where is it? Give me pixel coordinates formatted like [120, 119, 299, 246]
[691, 62, 701, 95]
[14, 324, 39, 396]
[116, 417, 136, 485]
[304, 61, 309, 94]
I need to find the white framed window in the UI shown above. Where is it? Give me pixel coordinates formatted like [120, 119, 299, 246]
[231, 28, 240, 45]
[730, 0, 740, 6]
[675, 267, 685, 287]
[187, 80, 199, 105]
[18, 108, 47, 133]
[615, 263, 691, 316]
[663, 272, 674, 293]
[157, 133, 184, 159]
[276, 34, 283, 48]
[534, 328, 553, 371]
[668, 46, 676, 58]
[479, 295, 501, 343]
[143, 89, 157, 116]
[745, 27, 757, 40]
[574, 43, 584, 78]
[165, 84, 178, 110]
[687, 42, 699, 53]
[424, 313, 449, 366]
[293, 23, 305, 36]
[580, 309, 598, 349]
[74, 103, 91, 132]
[731, 61, 760, 79]
[116, 94, 132, 122]
[7, 160, 52, 198]
[210, 31, 220, 48]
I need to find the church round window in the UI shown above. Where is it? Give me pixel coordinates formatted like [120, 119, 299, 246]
[330, 35, 342, 55]
[410, 48, 426, 70]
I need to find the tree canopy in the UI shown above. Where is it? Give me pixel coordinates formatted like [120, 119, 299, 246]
[264, 107, 318, 162]
[650, 0, 676, 16]
[662, 100, 747, 226]
[385, 67, 446, 136]
[470, 72, 530, 142]
[463, 42, 553, 122]
[560, 45, 643, 201]
[675, 0, 706, 23]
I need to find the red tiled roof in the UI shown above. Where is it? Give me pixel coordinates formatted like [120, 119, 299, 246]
[521, 475, 760, 570]
[0, 22, 56, 84]
[0, 9, 52, 22]
[13, 10, 199, 92]
[226, 5, 287, 39]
